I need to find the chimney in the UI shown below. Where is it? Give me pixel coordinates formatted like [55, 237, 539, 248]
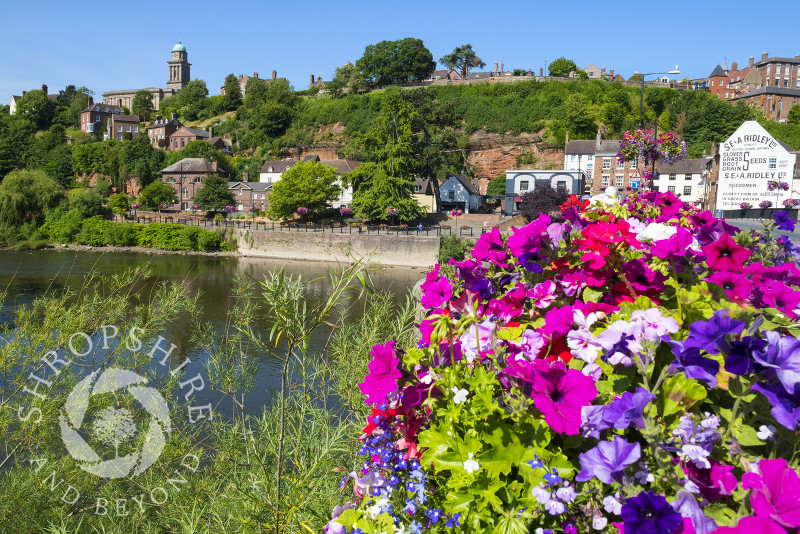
[208, 126, 213, 138]
[565, 131, 570, 144]
[494, 61, 498, 75]
[610, 68, 614, 77]
[596, 130, 602, 148]
[732, 62, 738, 72]
[254, 72, 258, 79]
[88, 96, 94, 106]
[155, 115, 162, 121]
[22, 91, 26, 97]
[310, 74, 314, 86]
[317, 76, 322, 82]
[211, 159, 218, 172]
[539, 67, 543, 76]
[242, 172, 249, 182]
[41, 84, 48, 94]
[762, 51, 768, 62]
[272, 70, 277, 80]
[501, 62, 504, 73]
[750, 56, 755, 67]
[171, 113, 177, 120]
[601, 67, 606, 76]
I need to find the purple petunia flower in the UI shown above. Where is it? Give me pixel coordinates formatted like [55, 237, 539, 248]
[671, 489, 718, 534]
[753, 331, 800, 393]
[576, 435, 641, 484]
[722, 336, 768, 376]
[601, 388, 657, 430]
[751, 381, 800, 430]
[774, 210, 796, 232]
[530, 359, 597, 435]
[621, 491, 683, 534]
[664, 338, 720, 388]
[683, 310, 746, 355]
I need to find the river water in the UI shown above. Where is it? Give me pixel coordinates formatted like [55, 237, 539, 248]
[0, 249, 423, 416]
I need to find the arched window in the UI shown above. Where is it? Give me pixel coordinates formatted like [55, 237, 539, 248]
[182, 188, 189, 199]
[268, 166, 273, 172]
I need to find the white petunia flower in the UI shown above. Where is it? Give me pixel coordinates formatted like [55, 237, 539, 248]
[757, 424, 777, 440]
[603, 495, 622, 515]
[593, 516, 608, 530]
[532, 485, 551, 504]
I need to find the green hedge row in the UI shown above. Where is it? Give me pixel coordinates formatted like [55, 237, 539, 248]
[42, 216, 232, 252]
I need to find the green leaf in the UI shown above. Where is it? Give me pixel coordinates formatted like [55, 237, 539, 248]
[732, 423, 764, 447]
[658, 374, 707, 417]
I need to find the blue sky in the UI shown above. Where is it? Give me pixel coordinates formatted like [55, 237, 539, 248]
[3, 0, 800, 105]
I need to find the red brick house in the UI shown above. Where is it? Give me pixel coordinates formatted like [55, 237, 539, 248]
[161, 158, 224, 211]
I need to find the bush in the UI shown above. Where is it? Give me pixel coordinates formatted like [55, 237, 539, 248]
[519, 184, 570, 222]
[438, 235, 474, 263]
[103, 223, 141, 246]
[75, 216, 113, 246]
[40, 208, 84, 243]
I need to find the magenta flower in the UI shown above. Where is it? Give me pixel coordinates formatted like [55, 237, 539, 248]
[759, 281, 800, 318]
[527, 280, 557, 308]
[507, 213, 551, 257]
[714, 516, 788, 534]
[742, 458, 800, 529]
[701, 233, 752, 273]
[649, 226, 694, 260]
[471, 227, 508, 267]
[359, 341, 402, 405]
[705, 271, 753, 302]
[530, 359, 597, 434]
[420, 267, 453, 309]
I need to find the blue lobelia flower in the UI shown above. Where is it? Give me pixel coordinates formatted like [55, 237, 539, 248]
[621, 491, 683, 534]
[576, 435, 641, 484]
[445, 513, 461, 528]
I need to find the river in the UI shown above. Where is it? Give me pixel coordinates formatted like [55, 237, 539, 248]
[0, 249, 423, 416]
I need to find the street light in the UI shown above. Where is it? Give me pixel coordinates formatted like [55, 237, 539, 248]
[639, 66, 680, 127]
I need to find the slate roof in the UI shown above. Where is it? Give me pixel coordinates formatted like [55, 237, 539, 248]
[709, 64, 727, 78]
[730, 86, 800, 100]
[82, 102, 123, 114]
[260, 160, 297, 173]
[595, 140, 621, 156]
[755, 56, 800, 66]
[565, 140, 598, 155]
[228, 181, 271, 191]
[443, 174, 480, 195]
[259, 157, 360, 174]
[161, 158, 219, 174]
[183, 127, 209, 138]
[655, 158, 706, 174]
[414, 178, 435, 195]
[110, 114, 140, 123]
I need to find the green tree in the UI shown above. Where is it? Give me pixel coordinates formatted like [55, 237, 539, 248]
[788, 104, 800, 124]
[107, 193, 130, 215]
[548, 57, 578, 77]
[68, 188, 103, 218]
[356, 38, 436, 86]
[346, 163, 422, 221]
[131, 90, 154, 121]
[266, 161, 340, 219]
[328, 63, 369, 97]
[137, 180, 177, 210]
[193, 175, 235, 211]
[512, 69, 527, 76]
[439, 44, 486, 79]
[222, 74, 243, 111]
[0, 169, 65, 227]
[119, 134, 165, 187]
[486, 174, 507, 196]
[15, 90, 56, 129]
[565, 93, 596, 138]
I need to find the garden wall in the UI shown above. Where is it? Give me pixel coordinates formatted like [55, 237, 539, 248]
[233, 229, 438, 268]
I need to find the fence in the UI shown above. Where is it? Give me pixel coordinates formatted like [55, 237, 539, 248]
[112, 214, 484, 238]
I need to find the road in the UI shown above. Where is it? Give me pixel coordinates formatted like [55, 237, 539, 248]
[725, 218, 800, 244]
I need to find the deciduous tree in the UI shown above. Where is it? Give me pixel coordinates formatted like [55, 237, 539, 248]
[137, 180, 177, 210]
[0, 169, 65, 227]
[486, 174, 507, 196]
[193, 175, 235, 211]
[788, 104, 800, 124]
[266, 161, 340, 219]
[222, 74, 243, 111]
[356, 38, 436, 86]
[132, 90, 154, 121]
[439, 44, 485, 79]
[548, 57, 578, 77]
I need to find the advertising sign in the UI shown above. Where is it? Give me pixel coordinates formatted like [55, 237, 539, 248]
[716, 121, 796, 210]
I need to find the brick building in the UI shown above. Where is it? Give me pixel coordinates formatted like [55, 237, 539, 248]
[161, 158, 224, 211]
[708, 65, 729, 99]
[145, 114, 181, 148]
[106, 114, 141, 141]
[169, 126, 209, 151]
[80, 100, 123, 137]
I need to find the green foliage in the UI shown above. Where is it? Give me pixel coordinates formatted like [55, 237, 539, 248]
[438, 235, 475, 263]
[107, 192, 130, 215]
[68, 188, 103, 218]
[222, 73, 243, 111]
[788, 104, 800, 124]
[349, 163, 422, 221]
[94, 177, 111, 198]
[131, 89, 154, 121]
[328, 62, 370, 97]
[137, 180, 177, 210]
[0, 169, 65, 227]
[357, 38, 436, 86]
[565, 93, 596, 138]
[15, 89, 56, 129]
[486, 174, 507, 196]
[548, 57, 578, 77]
[158, 79, 213, 120]
[267, 160, 340, 219]
[118, 134, 165, 187]
[193, 175, 235, 211]
[439, 44, 486, 79]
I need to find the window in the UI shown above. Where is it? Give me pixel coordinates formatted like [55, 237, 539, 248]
[683, 186, 692, 196]
[797, 80, 800, 89]
[261, 193, 265, 199]
[669, 174, 676, 181]
[117, 126, 123, 132]
[602, 158, 611, 169]
[174, 140, 179, 148]
[775, 79, 780, 87]
[615, 175, 624, 187]
[96, 116, 101, 122]
[165, 177, 175, 183]
[720, 81, 725, 87]
[785, 80, 789, 88]
[668, 186, 676, 193]
[520, 180, 529, 191]
[448, 191, 455, 201]
[126, 126, 131, 132]
[685, 174, 692, 180]
[614, 158, 622, 169]
[710, 80, 714, 87]
[557, 181, 567, 190]
[414, 184, 421, 193]
[238, 188, 243, 196]
[767, 65, 771, 74]
[570, 155, 576, 163]
[631, 159, 638, 169]
[181, 139, 185, 147]
[776, 64, 781, 75]
[769, 157, 777, 169]
[117, 135, 123, 140]
[193, 176, 201, 183]
[268, 166, 274, 172]
[133, 126, 139, 133]
[725, 92, 729, 98]
[182, 188, 188, 199]
[601, 175, 610, 186]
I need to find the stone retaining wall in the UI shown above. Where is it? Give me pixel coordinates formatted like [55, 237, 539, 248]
[233, 229, 438, 268]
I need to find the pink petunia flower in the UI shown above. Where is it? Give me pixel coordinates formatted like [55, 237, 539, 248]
[705, 271, 753, 303]
[742, 458, 800, 529]
[528, 280, 557, 308]
[714, 515, 788, 534]
[701, 233, 752, 273]
[530, 359, 597, 435]
[358, 341, 402, 405]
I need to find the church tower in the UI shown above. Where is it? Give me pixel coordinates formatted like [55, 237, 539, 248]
[167, 40, 191, 92]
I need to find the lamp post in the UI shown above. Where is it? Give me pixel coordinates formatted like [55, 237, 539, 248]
[639, 66, 680, 127]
